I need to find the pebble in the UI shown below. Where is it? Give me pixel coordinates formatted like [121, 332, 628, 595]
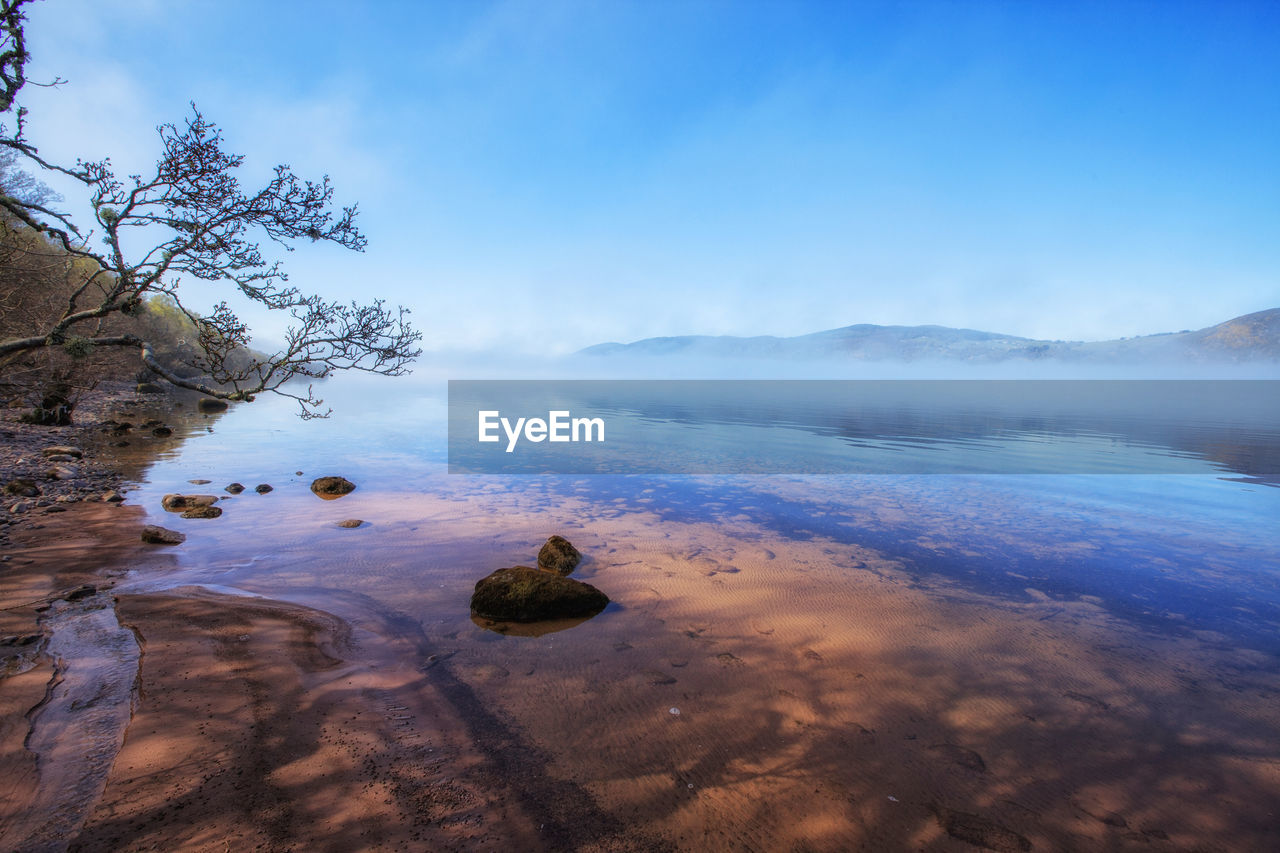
[0, 381, 168, 548]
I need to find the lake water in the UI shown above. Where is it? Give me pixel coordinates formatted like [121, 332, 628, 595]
[108, 372, 1280, 849]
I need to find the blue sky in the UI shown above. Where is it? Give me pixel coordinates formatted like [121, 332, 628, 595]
[16, 0, 1280, 353]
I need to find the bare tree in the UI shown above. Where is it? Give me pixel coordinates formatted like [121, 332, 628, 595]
[0, 0, 421, 417]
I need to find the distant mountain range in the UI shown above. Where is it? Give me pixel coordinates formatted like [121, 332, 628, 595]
[579, 308, 1280, 363]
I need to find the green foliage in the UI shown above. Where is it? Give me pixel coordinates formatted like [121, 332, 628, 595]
[62, 335, 93, 359]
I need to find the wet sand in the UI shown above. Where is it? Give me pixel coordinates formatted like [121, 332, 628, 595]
[0, 503, 660, 852]
[379, 490, 1280, 852]
[4, 488, 1280, 850]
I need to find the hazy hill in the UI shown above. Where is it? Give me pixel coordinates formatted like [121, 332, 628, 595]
[579, 308, 1280, 363]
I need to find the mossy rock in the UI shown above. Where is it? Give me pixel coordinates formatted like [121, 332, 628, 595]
[161, 494, 219, 512]
[142, 525, 186, 545]
[4, 479, 41, 498]
[537, 535, 582, 575]
[310, 476, 355, 499]
[471, 566, 609, 622]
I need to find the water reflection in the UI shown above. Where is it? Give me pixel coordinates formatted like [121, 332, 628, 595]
[448, 380, 1280, 477]
[471, 613, 599, 637]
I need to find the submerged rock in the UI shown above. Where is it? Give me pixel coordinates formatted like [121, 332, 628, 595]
[197, 398, 229, 413]
[161, 494, 219, 512]
[470, 566, 609, 622]
[141, 525, 186, 545]
[180, 505, 223, 519]
[152, 426, 173, 437]
[335, 519, 364, 528]
[310, 476, 355, 499]
[928, 743, 987, 773]
[935, 808, 1031, 852]
[537, 535, 582, 576]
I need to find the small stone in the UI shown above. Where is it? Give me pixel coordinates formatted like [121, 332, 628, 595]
[295, 470, 303, 476]
[4, 479, 40, 498]
[41, 446, 83, 459]
[152, 426, 173, 437]
[310, 476, 355, 499]
[141, 525, 186, 545]
[537, 535, 582, 575]
[50, 466, 79, 480]
[225, 483, 245, 494]
[180, 505, 223, 519]
[102, 491, 124, 503]
[135, 382, 163, 394]
[161, 494, 219, 511]
[254, 484, 273, 494]
[187, 479, 212, 485]
[335, 519, 364, 528]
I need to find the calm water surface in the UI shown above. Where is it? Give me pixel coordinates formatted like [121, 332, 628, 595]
[93, 372, 1280, 848]
[122, 376, 1280, 653]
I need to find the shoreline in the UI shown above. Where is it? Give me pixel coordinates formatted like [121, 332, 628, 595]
[0, 390, 661, 851]
[1, 380, 196, 551]
[0, 504, 667, 852]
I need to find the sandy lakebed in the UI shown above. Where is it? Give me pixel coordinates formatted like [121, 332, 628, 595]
[2, 383, 1280, 851]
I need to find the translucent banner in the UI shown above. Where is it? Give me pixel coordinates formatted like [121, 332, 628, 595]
[447, 380, 1280, 476]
